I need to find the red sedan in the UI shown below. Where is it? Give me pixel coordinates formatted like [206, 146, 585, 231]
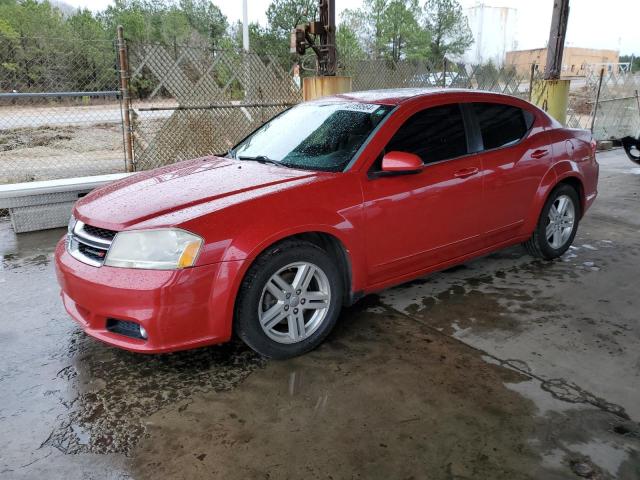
[55, 89, 599, 358]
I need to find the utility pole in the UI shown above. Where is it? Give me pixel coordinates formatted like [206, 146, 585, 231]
[531, 0, 571, 124]
[242, 0, 249, 52]
[544, 0, 570, 80]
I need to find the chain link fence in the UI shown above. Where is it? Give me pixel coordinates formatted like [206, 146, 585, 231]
[2, 34, 639, 194]
[560, 67, 640, 139]
[342, 59, 533, 97]
[127, 43, 301, 171]
[588, 69, 640, 140]
[0, 36, 127, 185]
[126, 50, 547, 171]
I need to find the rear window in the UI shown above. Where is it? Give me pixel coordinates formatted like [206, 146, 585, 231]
[473, 103, 534, 150]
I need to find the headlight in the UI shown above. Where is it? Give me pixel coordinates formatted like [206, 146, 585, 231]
[104, 229, 203, 270]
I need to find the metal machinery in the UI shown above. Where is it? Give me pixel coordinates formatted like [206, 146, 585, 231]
[290, 0, 337, 76]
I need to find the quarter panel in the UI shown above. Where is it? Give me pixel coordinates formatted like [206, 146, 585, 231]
[521, 155, 586, 234]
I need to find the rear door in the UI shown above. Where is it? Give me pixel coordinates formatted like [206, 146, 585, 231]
[360, 103, 484, 285]
[466, 102, 551, 244]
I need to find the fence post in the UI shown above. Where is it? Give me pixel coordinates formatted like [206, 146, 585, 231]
[442, 58, 447, 88]
[117, 25, 135, 173]
[591, 68, 605, 133]
[528, 63, 536, 102]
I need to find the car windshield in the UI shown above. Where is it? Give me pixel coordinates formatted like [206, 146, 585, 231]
[231, 101, 393, 172]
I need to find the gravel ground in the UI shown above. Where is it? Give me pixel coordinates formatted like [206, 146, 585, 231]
[0, 123, 125, 183]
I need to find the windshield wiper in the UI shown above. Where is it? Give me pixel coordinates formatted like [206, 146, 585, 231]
[237, 155, 287, 168]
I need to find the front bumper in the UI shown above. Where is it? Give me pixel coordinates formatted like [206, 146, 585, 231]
[54, 238, 234, 353]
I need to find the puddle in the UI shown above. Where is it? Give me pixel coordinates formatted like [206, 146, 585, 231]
[1, 252, 51, 270]
[43, 336, 265, 455]
[570, 439, 631, 477]
[505, 378, 640, 479]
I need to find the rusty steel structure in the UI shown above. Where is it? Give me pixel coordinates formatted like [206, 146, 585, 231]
[290, 0, 337, 75]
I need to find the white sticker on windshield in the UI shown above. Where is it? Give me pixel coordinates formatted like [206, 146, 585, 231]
[340, 103, 381, 113]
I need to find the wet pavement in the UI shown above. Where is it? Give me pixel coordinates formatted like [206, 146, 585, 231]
[1, 149, 639, 479]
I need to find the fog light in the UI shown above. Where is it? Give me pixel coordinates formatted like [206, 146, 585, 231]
[139, 325, 148, 339]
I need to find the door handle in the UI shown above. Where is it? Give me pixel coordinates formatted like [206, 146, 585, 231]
[531, 149, 549, 159]
[454, 167, 479, 178]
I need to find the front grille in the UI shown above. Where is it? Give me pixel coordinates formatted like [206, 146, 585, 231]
[82, 224, 117, 241]
[67, 221, 116, 267]
[78, 242, 108, 263]
[106, 318, 145, 340]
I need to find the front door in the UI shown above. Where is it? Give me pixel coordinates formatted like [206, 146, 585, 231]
[361, 103, 484, 286]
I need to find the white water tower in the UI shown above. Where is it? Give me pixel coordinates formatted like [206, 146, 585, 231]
[461, 3, 518, 66]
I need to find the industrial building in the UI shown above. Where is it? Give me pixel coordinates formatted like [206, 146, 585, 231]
[505, 46, 620, 76]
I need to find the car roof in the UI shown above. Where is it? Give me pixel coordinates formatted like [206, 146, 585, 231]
[320, 88, 519, 106]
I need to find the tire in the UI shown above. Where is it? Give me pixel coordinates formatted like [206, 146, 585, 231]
[524, 183, 581, 260]
[235, 239, 343, 359]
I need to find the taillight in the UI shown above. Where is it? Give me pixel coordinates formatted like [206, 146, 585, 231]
[590, 138, 597, 154]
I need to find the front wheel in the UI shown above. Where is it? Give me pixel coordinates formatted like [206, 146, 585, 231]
[524, 183, 581, 260]
[235, 240, 343, 359]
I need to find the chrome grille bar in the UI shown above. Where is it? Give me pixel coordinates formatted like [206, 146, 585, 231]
[67, 220, 115, 267]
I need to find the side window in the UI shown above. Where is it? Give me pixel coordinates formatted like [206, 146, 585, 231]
[385, 103, 468, 165]
[473, 102, 533, 150]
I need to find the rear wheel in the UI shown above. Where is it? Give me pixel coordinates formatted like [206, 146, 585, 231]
[235, 240, 343, 359]
[524, 184, 581, 260]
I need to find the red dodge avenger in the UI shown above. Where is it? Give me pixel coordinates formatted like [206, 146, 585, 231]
[55, 89, 599, 358]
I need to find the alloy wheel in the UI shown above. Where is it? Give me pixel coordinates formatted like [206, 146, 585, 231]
[546, 194, 576, 249]
[258, 262, 332, 344]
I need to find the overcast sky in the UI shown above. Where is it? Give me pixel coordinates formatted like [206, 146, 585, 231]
[61, 0, 640, 54]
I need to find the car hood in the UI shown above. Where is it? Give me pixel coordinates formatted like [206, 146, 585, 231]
[74, 156, 321, 230]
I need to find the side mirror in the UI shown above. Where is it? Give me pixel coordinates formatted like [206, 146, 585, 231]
[380, 151, 424, 175]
